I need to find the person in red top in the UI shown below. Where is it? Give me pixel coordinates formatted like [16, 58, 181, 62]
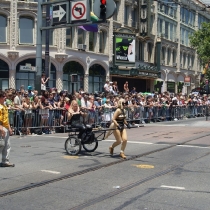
[64, 97, 71, 111]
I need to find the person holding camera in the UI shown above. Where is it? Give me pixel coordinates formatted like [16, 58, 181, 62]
[105, 98, 131, 159]
[0, 91, 15, 167]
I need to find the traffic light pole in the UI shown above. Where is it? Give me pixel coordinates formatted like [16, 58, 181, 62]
[45, 2, 50, 90]
[35, 0, 43, 94]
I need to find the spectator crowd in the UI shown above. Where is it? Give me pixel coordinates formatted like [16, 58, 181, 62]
[1, 80, 210, 136]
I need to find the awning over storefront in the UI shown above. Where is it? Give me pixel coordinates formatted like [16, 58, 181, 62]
[110, 64, 160, 79]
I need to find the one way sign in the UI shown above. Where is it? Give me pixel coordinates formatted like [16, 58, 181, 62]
[52, 2, 69, 25]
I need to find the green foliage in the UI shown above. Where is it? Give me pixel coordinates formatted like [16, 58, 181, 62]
[189, 22, 210, 65]
[189, 22, 210, 81]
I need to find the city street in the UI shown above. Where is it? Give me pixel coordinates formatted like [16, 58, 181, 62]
[1, 117, 210, 210]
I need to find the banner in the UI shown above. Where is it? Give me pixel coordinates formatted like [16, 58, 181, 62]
[114, 32, 136, 65]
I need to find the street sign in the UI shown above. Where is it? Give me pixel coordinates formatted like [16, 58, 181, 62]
[71, 1, 88, 22]
[52, 2, 69, 25]
[20, 65, 37, 72]
[184, 82, 190, 86]
[93, 0, 116, 19]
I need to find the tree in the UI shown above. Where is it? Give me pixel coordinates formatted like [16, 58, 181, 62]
[189, 22, 210, 84]
[189, 22, 210, 64]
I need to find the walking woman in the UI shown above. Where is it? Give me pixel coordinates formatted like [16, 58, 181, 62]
[105, 98, 131, 159]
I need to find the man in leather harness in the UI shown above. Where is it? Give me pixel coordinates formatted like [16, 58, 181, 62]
[0, 91, 15, 167]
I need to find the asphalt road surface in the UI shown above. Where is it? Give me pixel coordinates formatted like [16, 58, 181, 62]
[1, 117, 210, 210]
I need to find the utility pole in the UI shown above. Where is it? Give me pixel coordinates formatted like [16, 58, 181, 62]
[35, 0, 43, 94]
[45, 0, 50, 90]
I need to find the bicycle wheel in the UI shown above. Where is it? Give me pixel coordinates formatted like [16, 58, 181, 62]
[65, 137, 81, 155]
[83, 139, 98, 152]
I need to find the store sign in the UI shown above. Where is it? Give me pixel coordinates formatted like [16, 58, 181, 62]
[139, 71, 158, 77]
[184, 76, 191, 86]
[114, 32, 136, 66]
[19, 65, 36, 71]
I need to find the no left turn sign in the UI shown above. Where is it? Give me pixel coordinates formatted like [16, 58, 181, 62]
[71, 1, 87, 21]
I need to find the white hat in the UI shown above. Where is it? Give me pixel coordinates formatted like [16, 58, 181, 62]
[109, 81, 113, 84]
[172, 97, 177, 101]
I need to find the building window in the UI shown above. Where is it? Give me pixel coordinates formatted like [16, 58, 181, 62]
[172, 50, 176, 64]
[167, 48, 171, 65]
[113, 1, 119, 21]
[132, 8, 137, 28]
[139, 42, 144, 61]
[161, 47, 165, 62]
[191, 56, 194, 68]
[89, 31, 95, 52]
[180, 52, 183, 67]
[66, 28, 73, 48]
[16, 59, 56, 90]
[78, 28, 85, 45]
[89, 64, 106, 93]
[99, 30, 107, 53]
[188, 54, 191, 68]
[0, 15, 7, 43]
[63, 61, 84, 93]
[183, 53, 186, 68]
[19, 17, 34, 44]
[124, 5, 129, 25]
[0, 59, 9, 90]
[148, 43, 153, 63]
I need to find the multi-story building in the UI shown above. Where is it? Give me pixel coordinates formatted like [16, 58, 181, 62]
[0, 0, 209, 93]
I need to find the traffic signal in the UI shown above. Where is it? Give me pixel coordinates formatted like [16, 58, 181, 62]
[100, 0, 106, 20]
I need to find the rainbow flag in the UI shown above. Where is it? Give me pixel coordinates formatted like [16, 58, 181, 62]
[78, 12, 98, 32]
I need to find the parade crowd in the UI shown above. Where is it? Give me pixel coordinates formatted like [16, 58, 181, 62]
[1, 80, 210, 136]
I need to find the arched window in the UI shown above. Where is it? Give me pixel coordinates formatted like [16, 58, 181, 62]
[89, 64, 106, 93]
[99, 30, 107, 53]
[0, 15, 7, 43]
[0, 59, 9, 90]
[16, 59, 56, 90]
[89, 31, 95, 51]
[19, 17, 34, 44]
[63, 61, 84, 93]
[78, 28, 85, 45]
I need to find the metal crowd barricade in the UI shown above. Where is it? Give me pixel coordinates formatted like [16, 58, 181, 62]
[9, 105, 209, 135]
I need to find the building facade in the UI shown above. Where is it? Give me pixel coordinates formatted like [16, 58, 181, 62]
[0, 0, 209, 93]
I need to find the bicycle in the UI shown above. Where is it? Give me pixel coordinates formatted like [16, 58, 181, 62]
[64, 114, 106, 155]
